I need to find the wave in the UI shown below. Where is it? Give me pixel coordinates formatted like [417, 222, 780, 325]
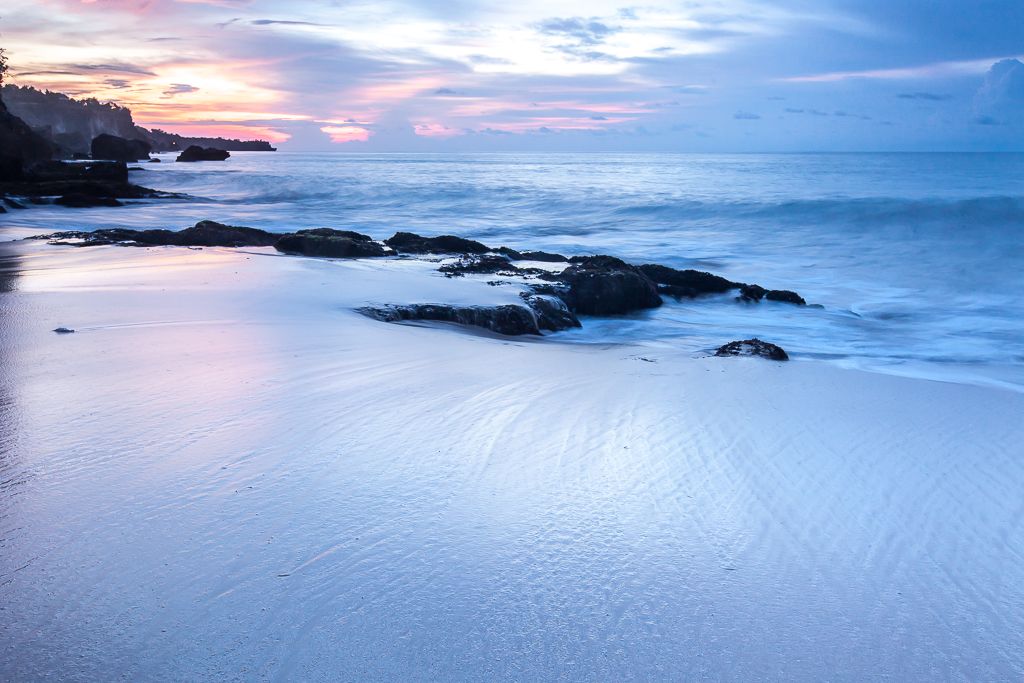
[614, 195, 1024, 227]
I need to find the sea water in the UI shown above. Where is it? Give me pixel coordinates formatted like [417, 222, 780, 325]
[2, 151, 1022, 389]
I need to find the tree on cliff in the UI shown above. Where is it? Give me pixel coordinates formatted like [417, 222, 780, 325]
[0, 46, 8, 86]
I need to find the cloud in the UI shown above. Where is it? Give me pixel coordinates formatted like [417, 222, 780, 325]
[163, 83, 200, 97]
[250, 19, 325, 27]
[69, 62, 157, 76]
[537, 17, 619, 46]
[733, 111, 760, 120]
[897, 92, 952, 101]
[973, 58, 1024, 125]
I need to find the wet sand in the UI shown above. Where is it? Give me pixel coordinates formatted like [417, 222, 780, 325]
[2, 241, 1022, 680]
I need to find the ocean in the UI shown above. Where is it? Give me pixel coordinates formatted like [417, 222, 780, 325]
[3, 151, 1022, 389]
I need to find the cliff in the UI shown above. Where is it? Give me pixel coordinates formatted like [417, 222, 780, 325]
[1, 85, 275, 155]
[0, 92, 54, 181]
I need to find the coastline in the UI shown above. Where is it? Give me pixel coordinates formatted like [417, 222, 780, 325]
[2, 240, 1022, 679]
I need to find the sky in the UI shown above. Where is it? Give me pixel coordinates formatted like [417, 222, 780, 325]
[2, 0, 1023, 151]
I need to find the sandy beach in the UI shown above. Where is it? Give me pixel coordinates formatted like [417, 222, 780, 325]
[2, 240, 1022, 680]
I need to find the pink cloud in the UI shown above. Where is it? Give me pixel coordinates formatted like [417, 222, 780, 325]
[320, 125, 371, 143]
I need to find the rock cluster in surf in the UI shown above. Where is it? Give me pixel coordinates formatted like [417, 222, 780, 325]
[29, 224, 802, 354]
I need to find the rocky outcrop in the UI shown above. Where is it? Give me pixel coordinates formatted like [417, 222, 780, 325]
[359, 292, 583, 336]
[275, 229, 388, 258]
[548, 255, 662, 315]
[438, 254, 547, 278]
[91, 134, 151, 162]
[1, 155, 163, 207]
[0, 98, 53, 182]
[738, 284, 806, 306]
[2, 85, 276, 156]
[55, 193, 122, 207]
[33, 220, 279, 247]
[519, 293, 582, 331]
[384, 231, 490, 255]
[176, 146, 230, 162]
[26, 160, 128, 183]
[359, 303, 544, 336]
[495, 246, 568, 262]
[144, 127, 276, 153]
[638, 264, 739, 298]
[715, 338, 789, 361]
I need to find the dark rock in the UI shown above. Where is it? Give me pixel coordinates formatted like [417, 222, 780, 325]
[552, 255, 662, 315]
[384, 231, 490, 255]
[496, 247, 568, 262]
[275, 229, 387, 258]
[56, 193, 123, 208]
[359, 303, 542, 336]
[765, 289, 806, 306]
[172, 220, 279, 247]
[176, 145, 230, 162]
[91, 134, 151, 162]
[520, 293, 582, 331]
[35, 221, 279, 247]
[638, 263, 739, 298]
[0, 99, 54, 182]
[494, 246, 522, 259]
[439, 254, 520, 277]
[715, 338, 789, 361]
[26, 160, 128, 183]
[0, 178, 161, 203]
[738, 284, 767, 302]
[293, 227, 375, 241]
[519, 250, 568, 263]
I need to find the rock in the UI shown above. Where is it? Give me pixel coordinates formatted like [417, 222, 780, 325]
[738, 284, 767, 302]
[520, 293, 582, 331]
[496, 246, 568, 262]
[359, 303, 542, 336]
[715, 338, 789, 361]
[638, 263, 739, 298]
[550, 255, 662, 315]
[274, 228, 387, 258]
[0, 100, 54, 182]
[26, 160, 128, 183]
[765, 289, 806, 306]
[0, 176, 162, 206]
[384, 231, 490, 255]
[291, 227, 375, 241]
[56, 193, 123, 207]
[35, 221, 279, 247]
[494, 246, 523, 259]
[176, 145, 230, 162]
[519, 250, 568, 263]
[53, 327, 75, 334]
[437, 254, 542, 278]
[171, 220, 279, 247]
[440, 254, 513, 277]
[91, 134, 151, 162]
[738, 284, 806, 305]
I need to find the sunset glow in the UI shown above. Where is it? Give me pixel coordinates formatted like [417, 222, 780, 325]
[2, 0, 1022, 150]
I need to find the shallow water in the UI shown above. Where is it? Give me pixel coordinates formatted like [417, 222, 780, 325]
[2, 152, 1022, 388]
